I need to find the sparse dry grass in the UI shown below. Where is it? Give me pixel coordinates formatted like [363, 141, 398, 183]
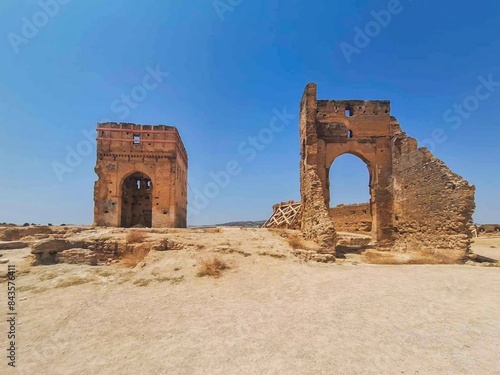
[195, 227, 222, 233]
[39, 272, 58, 281]
[133, 278, 152, 287]
[117, 271, 134, 284]
[55, 275, 96, 288]
[18, 267, 31, 276]
[267, 228, 284, 233]
[17, 285, 48, 294]
[121, 245, 151, 268]
[156, 275, 184, 284]
[258, 251, 287, 259]
[215, 246, 252, 257]
[95, 269, 114, 277]
[126, 230, 148, 243]
[196, 257, 229, 278]
[362, 249, 463, 265]
[287, 235, 305, 249]
[151, 267, 161, 277]
[17, 285, 36, 292]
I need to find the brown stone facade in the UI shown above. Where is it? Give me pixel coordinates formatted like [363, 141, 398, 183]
[329, 203, 372, 233]
[300, 83, 475, 259]
[94, 123, 187, 228]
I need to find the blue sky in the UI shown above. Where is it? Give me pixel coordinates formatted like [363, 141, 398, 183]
[0, 0, 499, 226]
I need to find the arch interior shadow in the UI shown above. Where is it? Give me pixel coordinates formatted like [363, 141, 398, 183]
[121, 172, 153, 228]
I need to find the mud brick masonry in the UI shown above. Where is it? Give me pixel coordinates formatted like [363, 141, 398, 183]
[330, 203, 372, 233]
[300, 83, 475, 260]
[94, 123, 187, 228]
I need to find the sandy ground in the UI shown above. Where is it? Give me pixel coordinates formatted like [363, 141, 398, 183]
[0, 228, 499, 375]
[470, 236, 500, 261]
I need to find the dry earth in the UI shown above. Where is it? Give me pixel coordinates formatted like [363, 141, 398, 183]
[0, 228, 499, 375]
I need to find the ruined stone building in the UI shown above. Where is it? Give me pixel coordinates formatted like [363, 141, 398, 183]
[300, 83, 475, 260]
[94, 123, 187, 228]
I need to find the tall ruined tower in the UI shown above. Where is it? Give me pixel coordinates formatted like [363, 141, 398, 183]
[94, 123, 188, 228]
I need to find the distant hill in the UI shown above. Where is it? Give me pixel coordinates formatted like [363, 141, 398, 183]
[214, 220, 266, 228]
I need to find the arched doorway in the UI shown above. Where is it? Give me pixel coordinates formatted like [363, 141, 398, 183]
[328, 153, 373, 235]
[121, 172, 153, 228]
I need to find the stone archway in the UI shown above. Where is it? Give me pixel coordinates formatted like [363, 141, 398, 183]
[327, 153, 373, 235]
[120, 172, 153, 228]
[300, 85, 395, 248]
[324, 145, 393, 247]
[299, 83, 475, 260]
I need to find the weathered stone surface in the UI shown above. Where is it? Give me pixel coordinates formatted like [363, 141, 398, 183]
[299, 85, 337, 261]
[330, 203, 372, 232]
[0, 241, 29, 250]
[84, 239, 128, 262]
[94, 123, 188, 228]
[31, 239, 86, 254]
[391, 139, 475, 259]
[56, 249, 97, 266]
[0, 226, 52, 241]
[31, 238, 128, 265]
[299, 83, 475, 260]
[292, 249, 335, 263]
[311, 254, 336, 263]
[151, 238, 183, 251]
[336, 233, 372, 247]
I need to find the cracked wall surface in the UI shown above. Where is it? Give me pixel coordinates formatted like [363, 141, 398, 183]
[94, 123, 188, 228]
[299, 83, 475, 259]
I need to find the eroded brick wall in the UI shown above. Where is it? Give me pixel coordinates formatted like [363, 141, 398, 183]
[392, 134, 475, 260]
[300, 84, 337, 252]
[329, 203, 372, 233]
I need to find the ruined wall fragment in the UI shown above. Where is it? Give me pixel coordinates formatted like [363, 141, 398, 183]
[299, 84, 337, 253]
[392, 134, 475, 260]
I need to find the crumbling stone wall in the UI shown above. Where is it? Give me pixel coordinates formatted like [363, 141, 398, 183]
[391, 133, 475, 259]
[94, 123, 188, 228]
[300, 85, 337, 253]
[299, 83, 475, 259]
[329, 203, 372, 233]
[31, 237, 140, 265]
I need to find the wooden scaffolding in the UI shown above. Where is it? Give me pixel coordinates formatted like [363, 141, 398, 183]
[262, 201, 302, 229]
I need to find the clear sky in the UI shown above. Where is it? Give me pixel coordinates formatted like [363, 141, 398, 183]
[0, 0, 499, 226]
